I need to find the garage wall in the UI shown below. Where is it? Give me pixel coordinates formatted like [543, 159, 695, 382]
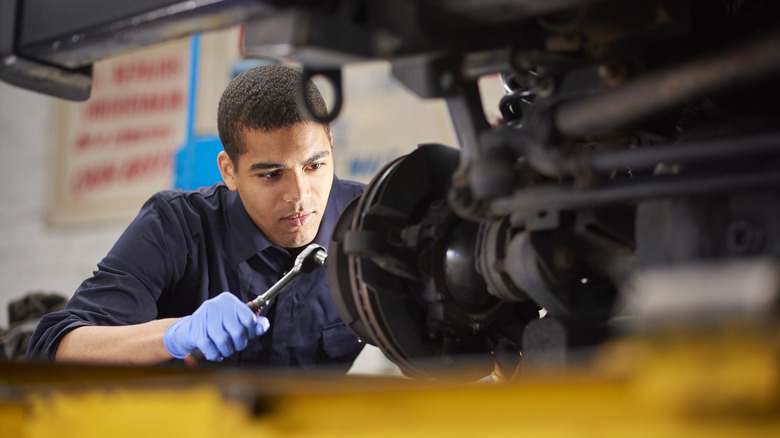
[0, 82, 129, 330]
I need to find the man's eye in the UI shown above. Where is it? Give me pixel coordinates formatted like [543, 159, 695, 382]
[258, 170, 282, 179]
[308, 162, 324, 171]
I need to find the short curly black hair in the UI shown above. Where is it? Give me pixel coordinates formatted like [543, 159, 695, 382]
[217, 64, 329, 164]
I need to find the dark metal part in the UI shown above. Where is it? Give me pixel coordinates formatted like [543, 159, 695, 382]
[442, 221, 495, 313]
[490, 168, 780, 215]
[17, 0, 181, 47]
[588, 132, 780, 174]
[475, 218, 526, 303]
[241, 5, 376, 67]
[504, 232, 567, 312]
[298, 68, 344, 124]
[440, 80, 493, 221]
[436, 0, 604, 24]
[0, 0, 92, 100]
[3, 0, 274, 100]
[329, 143, 626, 377]
[329, 144, 520, 378]
[445, 81, 490, 161]
[498, 70, 536, 124]
[636, 191, 780, 267]
[489, 118, 780, 182]
[390, 54, 466, 99]
[327, 198, 373, 343]
[18, 0, 274, 69]
[461, 48, 513, 81]
[555, 31, 780, 138]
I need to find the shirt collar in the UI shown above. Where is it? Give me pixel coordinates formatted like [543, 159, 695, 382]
[226, 188, 274, 265]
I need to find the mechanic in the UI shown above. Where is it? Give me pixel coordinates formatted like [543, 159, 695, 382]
[26, 65, 365, 370]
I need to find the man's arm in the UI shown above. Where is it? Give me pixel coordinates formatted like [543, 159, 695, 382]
[54, 292, 271, 366]
[55, 319, 177, 366]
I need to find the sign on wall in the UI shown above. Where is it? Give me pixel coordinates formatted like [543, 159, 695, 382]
[49, 39, 192, 225]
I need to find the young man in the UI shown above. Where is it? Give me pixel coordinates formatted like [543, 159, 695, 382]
[27, 65, 365, 370]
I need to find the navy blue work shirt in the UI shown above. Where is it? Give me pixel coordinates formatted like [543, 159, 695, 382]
[28, 176, 365, 371]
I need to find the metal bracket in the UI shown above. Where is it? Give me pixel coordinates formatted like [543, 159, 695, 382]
[300, 68, 343, 123]
[0, 0, 92, 100]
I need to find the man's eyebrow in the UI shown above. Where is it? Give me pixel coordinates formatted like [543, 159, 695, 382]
[250, 161, 286, 171]
[248, 150, 330, 172]
[304, 150, 331, 165]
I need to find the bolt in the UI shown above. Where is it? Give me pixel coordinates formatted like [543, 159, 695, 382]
[552, 247, 576, 271]
[440, 71, 455, 91]
[727, 220, 765, 254]
[598, 62, 628, 87]
[530, 75, 555, 98]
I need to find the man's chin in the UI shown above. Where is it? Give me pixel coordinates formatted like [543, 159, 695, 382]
[275, 227, 318, 249]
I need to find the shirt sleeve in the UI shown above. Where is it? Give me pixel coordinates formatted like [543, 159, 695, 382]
[26, 193, 188, 360]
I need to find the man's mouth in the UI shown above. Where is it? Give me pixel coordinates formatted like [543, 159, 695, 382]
[281, 211, 314, 228]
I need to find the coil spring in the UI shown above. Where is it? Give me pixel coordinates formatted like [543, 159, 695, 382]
[498, 70, 537, 125]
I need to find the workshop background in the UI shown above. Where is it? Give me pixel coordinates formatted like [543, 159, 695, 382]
[0, 26, 502, 369]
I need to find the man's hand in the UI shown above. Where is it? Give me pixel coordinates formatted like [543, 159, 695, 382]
[163, 292, 270, 362]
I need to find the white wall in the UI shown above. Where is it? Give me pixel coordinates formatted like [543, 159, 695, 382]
[0, 82, 130, 329]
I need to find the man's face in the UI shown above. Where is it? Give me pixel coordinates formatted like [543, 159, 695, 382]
[218, 122, 334, 249]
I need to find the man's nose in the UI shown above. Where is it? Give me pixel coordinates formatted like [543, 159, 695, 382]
[283, 172, 310, 203]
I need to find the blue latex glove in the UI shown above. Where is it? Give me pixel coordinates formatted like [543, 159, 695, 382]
[163, 292, 270, 362]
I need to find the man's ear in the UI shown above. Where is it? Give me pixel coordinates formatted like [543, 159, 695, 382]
[217, 151, 238, 191]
